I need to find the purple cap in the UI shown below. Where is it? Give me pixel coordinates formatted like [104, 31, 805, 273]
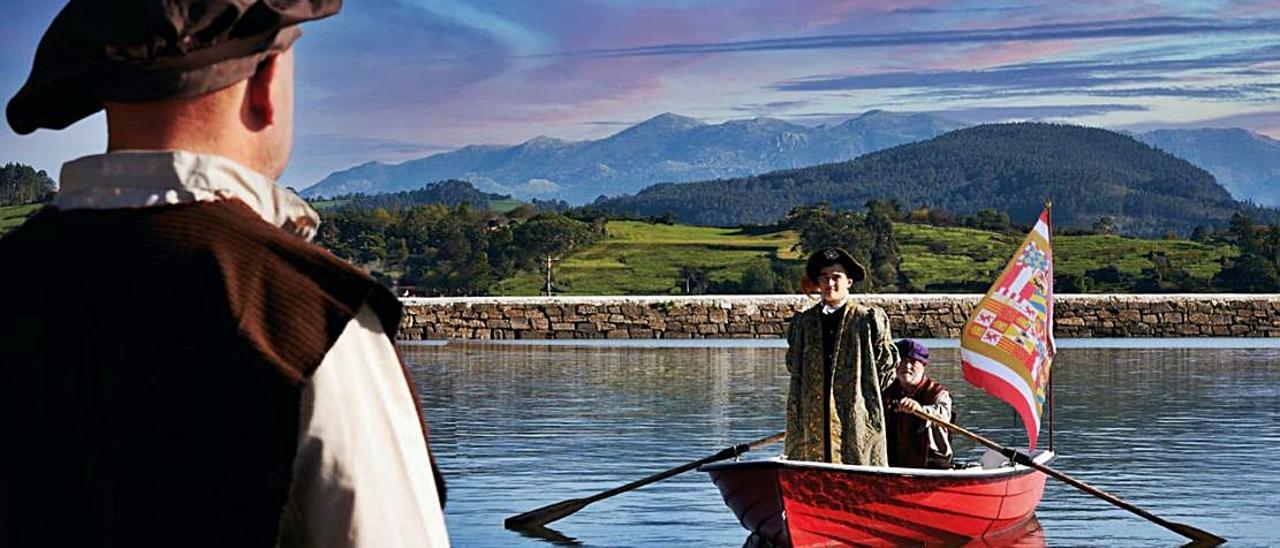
[895, 339, 929, 365]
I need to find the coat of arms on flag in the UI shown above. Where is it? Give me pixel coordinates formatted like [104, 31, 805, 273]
[961, 204, 1056, 449]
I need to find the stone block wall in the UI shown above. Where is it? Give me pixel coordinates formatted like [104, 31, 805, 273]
[396, 294, 1280, 340]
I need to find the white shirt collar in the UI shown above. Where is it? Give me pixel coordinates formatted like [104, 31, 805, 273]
[55, 150, 320, 241]
[821, 299, 848, 315]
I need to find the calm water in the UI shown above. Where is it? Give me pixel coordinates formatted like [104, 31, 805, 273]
[403, 341, 1280, 547]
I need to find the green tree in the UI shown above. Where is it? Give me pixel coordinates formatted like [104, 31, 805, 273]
[786, 202, 901, 291]
[738, 262, 780, 294]
[676, 266, 709, 294]
[1092, 216, 1118, 235]
[969, 208, 1010, 232]
[0, 163, 56, 205]
[513, 214, 598, 267]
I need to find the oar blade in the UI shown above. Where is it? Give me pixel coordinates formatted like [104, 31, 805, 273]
[1169, 523, 1227, 546]
[505, 498, 591, 530]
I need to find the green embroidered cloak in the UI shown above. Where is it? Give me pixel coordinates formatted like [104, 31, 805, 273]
[784, 302, 899, 465]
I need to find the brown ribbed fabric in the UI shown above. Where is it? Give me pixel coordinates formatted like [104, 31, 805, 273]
[0, 200, 411, 547]
[884, 378, 949, 468]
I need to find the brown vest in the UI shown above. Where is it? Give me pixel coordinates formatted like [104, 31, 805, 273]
[884, 377, 950, 468]
[0, 200, 432, 547]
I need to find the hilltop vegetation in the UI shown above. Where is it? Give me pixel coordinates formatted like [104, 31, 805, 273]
[595, 123, 1276, 236]
[311, 179, 511, 211]
[316, 200, 604, 296]
[1, 163, 55, 207]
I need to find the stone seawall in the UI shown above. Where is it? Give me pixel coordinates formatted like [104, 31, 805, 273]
[397, 294, 1280, 340]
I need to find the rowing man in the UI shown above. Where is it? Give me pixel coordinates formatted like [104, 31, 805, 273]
[884, 339, 955, 469]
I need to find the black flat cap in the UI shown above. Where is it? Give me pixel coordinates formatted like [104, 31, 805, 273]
[805, 247, 867, 284]
[8, 0, 341, 135]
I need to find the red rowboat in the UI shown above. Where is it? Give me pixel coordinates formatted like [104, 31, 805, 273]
[701, 450, 1055, 547]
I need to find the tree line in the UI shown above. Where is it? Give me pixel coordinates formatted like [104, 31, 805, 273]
[0, 163, 56, 206]
[317, 179, 508, 211]
[315, 200, 603, 296]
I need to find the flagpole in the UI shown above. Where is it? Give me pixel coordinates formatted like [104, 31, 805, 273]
[1045, 199, 1054, 453]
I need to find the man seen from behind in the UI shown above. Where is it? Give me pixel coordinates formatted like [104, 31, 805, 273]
[0, 1, 449, 546]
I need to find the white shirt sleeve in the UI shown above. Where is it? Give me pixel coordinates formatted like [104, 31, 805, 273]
[281, 304, 450, 547]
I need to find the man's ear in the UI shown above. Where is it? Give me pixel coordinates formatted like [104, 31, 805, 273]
[246, 54, 280, 128]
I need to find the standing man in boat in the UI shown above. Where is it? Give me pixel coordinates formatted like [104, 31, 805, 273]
[884, 339, 955, 469]
[785, 248, 900, 465]
[0, 1, 449, 546]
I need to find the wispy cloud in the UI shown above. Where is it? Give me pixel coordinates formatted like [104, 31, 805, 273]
[782, 104, 1148, 126]
[769, 42, 1280, 104]
[292, 134, 446, 157]
[549, 17, 1280, 58]
[922, 104, 1149, 123]
[730, 99, 816, 114]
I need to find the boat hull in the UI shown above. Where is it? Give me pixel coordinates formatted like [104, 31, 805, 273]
[702, 451, 1053, 547]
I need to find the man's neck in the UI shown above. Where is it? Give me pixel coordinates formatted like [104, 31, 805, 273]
[900, 377, 926, 394]
[103, 88, 271, 180]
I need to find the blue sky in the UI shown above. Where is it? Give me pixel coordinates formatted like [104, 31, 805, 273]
[3, 0, 1279, 190]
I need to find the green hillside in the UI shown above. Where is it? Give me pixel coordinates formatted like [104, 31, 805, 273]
[596, 123, 1277, 236]
[0, 204, 41, 235]
[494, 220, 1235, 295]
[492, 220, 801, 295]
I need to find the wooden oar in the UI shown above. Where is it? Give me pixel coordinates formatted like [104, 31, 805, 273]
[504, 431, 785, 530]
[908, 409, 1226, 545]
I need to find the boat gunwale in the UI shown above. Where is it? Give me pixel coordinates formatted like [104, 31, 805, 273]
[700, 450, 1056, 480]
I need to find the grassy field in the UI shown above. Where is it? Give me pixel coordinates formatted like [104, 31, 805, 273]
[492, 220, 801, 295]
[898, 223, 1234, 290]
[1054, 234, 1235, 280]
[0, 204, 41, 235]
[488, 198, 524, 213]
[493, 220, 1236, 295]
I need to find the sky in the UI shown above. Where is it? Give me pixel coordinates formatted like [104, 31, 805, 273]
[3, 0, 1279, 190]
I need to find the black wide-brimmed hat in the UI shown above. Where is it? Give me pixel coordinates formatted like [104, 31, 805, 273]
[7, 0, 341, 135]
[804, 247, 867, 284]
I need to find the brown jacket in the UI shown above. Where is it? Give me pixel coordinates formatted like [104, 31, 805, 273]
[0, 200, 417, 547]
[884, 377, 955, 468]
[784, 302, 899, 465]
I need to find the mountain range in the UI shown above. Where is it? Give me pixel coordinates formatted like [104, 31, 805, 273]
[592, 123, 1276, 237]
[1134, 128, 1280, 207]
[302, 111, 1279, 209]
[301, 111, 965, 203]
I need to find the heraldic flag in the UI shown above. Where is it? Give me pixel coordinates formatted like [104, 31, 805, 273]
[961, 205, 1056, 449]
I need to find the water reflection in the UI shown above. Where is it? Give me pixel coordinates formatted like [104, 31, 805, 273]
[403, 342, 1280, 547]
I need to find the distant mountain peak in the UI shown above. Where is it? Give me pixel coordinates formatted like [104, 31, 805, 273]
[520, 135, 567, 148]
[647, 112, 702, 124]
[625, 112, 704, 132]
[726, 116, 797, 128]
